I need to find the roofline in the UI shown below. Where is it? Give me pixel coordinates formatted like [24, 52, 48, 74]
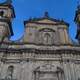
[0, 47, 80, 53]
[24, 20, 69, 27]
[24, 16, 69, 26]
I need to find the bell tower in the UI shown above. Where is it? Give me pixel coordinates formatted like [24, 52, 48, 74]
[0, 0, 15, 42]
[74, 3, 80, 44]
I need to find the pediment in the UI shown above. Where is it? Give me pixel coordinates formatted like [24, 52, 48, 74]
[24, 12, 69, 26]
[37, 19, 58, 24]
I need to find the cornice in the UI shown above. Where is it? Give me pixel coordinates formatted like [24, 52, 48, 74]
[24, 21, 69, 27]
[0, 47, 80, 54]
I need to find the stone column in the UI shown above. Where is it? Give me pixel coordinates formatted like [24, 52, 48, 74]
[68, 63, 75, 80]
[36, 72, 39, 80]
[58, 28, 65, 44]
[58, 72, 62, 80]
[62, 62, 69, 80]
[0, 61, 3, 79]
[67, 62, 72, 80]
[64, 29, 69, 44]
[20, 61, 26, 80]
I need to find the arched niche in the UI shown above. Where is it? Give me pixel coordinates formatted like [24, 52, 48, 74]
[5, 65, 16, 80]
[38, 28, 56, 45]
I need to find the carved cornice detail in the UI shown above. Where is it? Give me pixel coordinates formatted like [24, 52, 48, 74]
[0, 48, 80, 54]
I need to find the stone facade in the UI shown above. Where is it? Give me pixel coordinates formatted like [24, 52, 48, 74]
[0, 0, 80, 80]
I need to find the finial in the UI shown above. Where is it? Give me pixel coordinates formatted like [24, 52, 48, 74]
[0, 0, 12, 4]
[44, 11, 49, 18]
[5, 0, 12, 4]
[77, 0, 80, 10]
[29, 17, 32, 21]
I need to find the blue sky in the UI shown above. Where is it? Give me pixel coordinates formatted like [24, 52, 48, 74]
[0, 0, 79, 41]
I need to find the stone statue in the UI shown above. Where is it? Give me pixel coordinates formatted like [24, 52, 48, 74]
[5, 66, 14, 80]
[0, 11, 4, 17]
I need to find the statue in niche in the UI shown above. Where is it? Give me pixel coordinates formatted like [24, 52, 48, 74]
[0, 11, 4, 17]
[43, 33, 51, 44]
[5, 66, 14, 80]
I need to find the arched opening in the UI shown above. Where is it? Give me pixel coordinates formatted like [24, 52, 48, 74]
[34, 64, 64, 80]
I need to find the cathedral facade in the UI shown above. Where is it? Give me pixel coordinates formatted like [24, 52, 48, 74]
[0, 0, 80, 80]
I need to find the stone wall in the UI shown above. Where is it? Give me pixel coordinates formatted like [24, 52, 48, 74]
[0, 49, 80, 80]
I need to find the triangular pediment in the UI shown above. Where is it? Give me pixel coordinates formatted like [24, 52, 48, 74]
[24, 12, 69, 26]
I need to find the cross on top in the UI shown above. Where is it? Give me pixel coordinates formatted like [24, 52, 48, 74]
[44, 11, 49, 18]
